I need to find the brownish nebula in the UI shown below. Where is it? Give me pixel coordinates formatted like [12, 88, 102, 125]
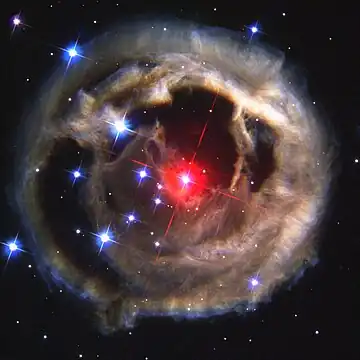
[15, 19, 336, 332]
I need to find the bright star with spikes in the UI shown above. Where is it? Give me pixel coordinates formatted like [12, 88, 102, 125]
[10, 13, 27, 38]
[181, 174, 190, 185]
[245, 21, 263, 41]
[114, 120, 127, 133]
[57, 36, 88, 72]
[73, 170, 81, 179]
[65, 45, 79, 70]
[66, 44, 79, 59]
[135, 167, 149, 187]
[91, 225, 118, 254]
[66, 163, 84, 186]
[139, 169, 147, 179]
[71, 168, 82, 185]
[68, 48, 78, 58]
[248, 275, 261, 292]
[100, 233, 110, 243]
[111, 118, 129, 144]
[13, 17, 21, 26]
[1, 233, 26, 270]
[105, 111, 132, 145]
[152, 198, 162, 213]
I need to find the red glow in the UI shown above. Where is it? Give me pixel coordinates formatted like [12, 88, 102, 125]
[161, 160, 208, 202]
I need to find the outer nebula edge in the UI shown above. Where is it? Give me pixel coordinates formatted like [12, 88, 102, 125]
[14, 19, 337, 332]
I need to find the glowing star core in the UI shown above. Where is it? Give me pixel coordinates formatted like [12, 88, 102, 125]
[139, 170, 147, 179]
[251, 26, 258, 33]
[154, 198, 161, 205]
[9, 242, 18, 252]
[114, 120, 127, 133]
[68, 48, 78, 57]
[100, 233, 110, 243]
[128, 215, 135, 222]
[73, 170, 81, 178]
[181, 174, 190, 185]
[161, 161, 208, 203]
[13, 17, 20, 26]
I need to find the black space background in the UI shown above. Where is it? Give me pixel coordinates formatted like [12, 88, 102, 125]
[1, 1, 360, 359]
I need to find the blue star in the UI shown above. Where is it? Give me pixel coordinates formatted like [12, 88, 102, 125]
[135, 168, 150, 186]
[67, 48, 78, 58]
[73, 170, 81, 179]
[248, 274, 261, 291]
[1, 233, 25, 270]
[58, 37, 85, 71]
[246, 21, 262, 41]
[107, 115, 131, 145]
[114, 120, 127, 133]
[66, 163, 84, 186]
[91, 225, 118, 254]
[139, 169, 147, 179]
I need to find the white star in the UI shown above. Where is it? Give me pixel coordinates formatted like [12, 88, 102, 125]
[181, 175, 190, 184]
[114, 120, 127, 133]
[100, 233, 110, 243]
[13, 17, 21, 26]
[9, 242, 18, 252]
[68, 48, 78, 57]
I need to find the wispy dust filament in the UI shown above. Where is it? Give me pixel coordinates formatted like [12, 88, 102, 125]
[15, 19, 336, 332]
